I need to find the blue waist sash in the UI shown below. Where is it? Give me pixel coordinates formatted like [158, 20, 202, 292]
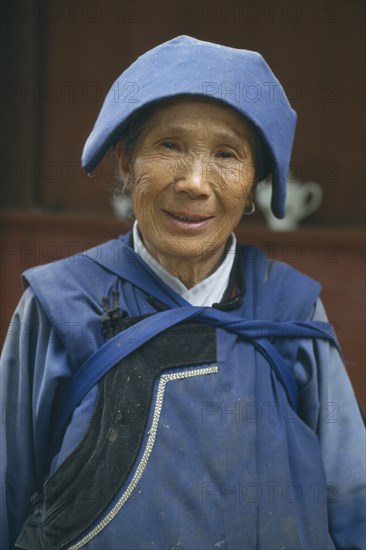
[51, 241, 337, 454]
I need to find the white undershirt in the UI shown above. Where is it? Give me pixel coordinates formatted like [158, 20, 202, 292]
[132, 221, 236, 306]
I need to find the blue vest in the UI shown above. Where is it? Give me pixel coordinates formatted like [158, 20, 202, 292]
[17, 233, 337, 550]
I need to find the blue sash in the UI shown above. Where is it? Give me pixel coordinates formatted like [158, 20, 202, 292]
[51, 240, 337, 453]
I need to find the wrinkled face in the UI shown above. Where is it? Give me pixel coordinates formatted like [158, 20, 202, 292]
[118, 97, 256, 265]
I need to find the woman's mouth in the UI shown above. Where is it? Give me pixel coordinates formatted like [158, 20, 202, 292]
[162, 210, 214, 230]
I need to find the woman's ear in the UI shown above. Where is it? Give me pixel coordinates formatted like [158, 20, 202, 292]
[115, 142, 131, 183]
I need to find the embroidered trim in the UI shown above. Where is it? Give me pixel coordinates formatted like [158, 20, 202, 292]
[68, 365, 218, 550]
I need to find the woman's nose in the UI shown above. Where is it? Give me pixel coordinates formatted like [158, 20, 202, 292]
[174, 157, 213, 198]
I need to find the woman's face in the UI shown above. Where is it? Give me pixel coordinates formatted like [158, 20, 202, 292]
[118, 97, 256, 268]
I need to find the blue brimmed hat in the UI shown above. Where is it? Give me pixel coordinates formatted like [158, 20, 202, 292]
[81, 35, 297, 218]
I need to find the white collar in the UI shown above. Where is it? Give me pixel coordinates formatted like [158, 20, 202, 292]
[132, 221, 236, 307]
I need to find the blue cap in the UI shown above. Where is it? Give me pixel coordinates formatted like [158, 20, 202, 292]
[82, 35, 297, 218]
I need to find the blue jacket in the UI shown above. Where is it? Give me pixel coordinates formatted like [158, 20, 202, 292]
[1, 234, 365, 549]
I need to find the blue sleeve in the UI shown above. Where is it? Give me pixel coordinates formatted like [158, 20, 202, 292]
[0, 288, 74, 549]
[294, 299, 366, 549]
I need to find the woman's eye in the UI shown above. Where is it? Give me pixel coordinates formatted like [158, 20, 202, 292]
[161, 141, 178, 150]
[217, 150, 236, 159]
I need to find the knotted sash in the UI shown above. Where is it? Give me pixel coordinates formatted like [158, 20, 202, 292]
[50, 240, 337, 454]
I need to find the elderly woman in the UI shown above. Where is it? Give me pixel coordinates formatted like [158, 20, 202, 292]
[1, 36, 365, 550]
